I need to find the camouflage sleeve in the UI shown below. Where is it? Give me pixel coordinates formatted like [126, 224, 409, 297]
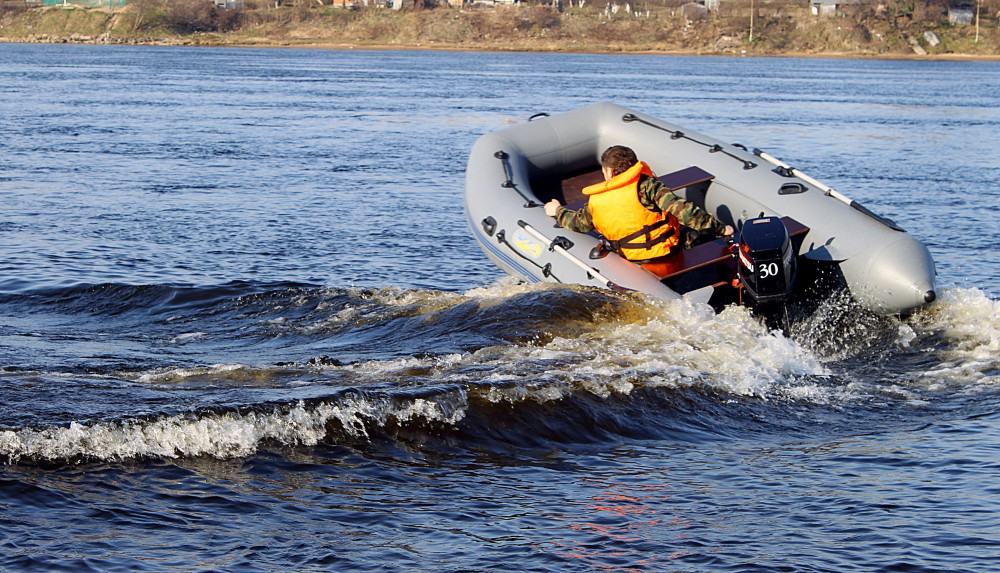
[640, 177, 726, 236]
[555, 205, 595, 233]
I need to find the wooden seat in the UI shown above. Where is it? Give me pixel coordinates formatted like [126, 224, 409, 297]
[641, 238, 734, 281]
[656, 165, 714, 192]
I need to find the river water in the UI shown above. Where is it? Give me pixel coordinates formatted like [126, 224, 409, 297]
[1, 43, 998, 572]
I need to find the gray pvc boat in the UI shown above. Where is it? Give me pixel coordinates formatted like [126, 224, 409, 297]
[464, 102, 936, 316]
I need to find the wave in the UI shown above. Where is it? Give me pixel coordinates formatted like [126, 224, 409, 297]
[0, 392, 463, 465]
[0, 381, 797, 466]
[1, 280, 996, 465]
[0, 280, 310, 314]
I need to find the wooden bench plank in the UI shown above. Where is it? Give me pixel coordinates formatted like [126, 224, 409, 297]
[640, 216, 809, 281]
[657, 166, 714, 192]
[640, 238, 733, 280]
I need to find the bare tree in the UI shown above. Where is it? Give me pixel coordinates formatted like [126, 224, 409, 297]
[128, 0, 164, 33]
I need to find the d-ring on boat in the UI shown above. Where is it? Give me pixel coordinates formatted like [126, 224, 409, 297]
[464, 102, 936, 316]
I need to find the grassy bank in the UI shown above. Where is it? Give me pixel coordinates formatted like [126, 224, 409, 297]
[1, 1, 998, 58]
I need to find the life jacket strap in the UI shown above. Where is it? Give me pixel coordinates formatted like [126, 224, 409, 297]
[607, 218, 676, 253]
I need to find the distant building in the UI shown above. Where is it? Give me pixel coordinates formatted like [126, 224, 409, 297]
[677, 0, 717, 12]
[810, 0, 867, 17]
[681, 2, 708, 20]
[948, 7, 974, 24]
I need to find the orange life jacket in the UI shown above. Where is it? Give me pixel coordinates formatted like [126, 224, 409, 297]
[583, 161, 680, 261]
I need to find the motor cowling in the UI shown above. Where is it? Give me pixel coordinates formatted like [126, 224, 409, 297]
[736, 217, 797, 305]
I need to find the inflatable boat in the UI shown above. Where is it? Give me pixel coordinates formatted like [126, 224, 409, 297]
[464, 102, 937, 316]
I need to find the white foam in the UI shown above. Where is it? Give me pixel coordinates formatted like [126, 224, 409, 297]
[137, 363, 247, 384]
[481, 382, 568, 404]
[304, 286, 464, 333]
[0, 390, 469, 463]
[463, 275, 557, 300]
[168, 332, 207, 344]
[912, 287, 999, 388]
[524, 298, 831, 401]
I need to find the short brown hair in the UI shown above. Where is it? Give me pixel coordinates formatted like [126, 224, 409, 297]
[600, 146, 638, 177]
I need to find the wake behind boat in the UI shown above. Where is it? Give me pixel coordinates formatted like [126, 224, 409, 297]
[464, 102, 937, 316]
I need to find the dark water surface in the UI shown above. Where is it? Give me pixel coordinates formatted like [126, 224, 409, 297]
[1, 43, 998, 572]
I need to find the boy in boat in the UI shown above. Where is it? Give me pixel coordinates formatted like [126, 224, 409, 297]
[543, 145, 734, 263]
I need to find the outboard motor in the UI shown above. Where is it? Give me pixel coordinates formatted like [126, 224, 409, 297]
[736, 217, 797, 306]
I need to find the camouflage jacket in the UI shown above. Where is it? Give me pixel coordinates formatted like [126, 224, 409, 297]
[554, 174, 727, 239]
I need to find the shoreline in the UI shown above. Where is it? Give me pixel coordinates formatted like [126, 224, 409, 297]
[271, 41, 1000, 61]
[5, 37, 999, 62]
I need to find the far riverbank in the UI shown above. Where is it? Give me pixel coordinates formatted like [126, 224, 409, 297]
[1, 3, 998, 60]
